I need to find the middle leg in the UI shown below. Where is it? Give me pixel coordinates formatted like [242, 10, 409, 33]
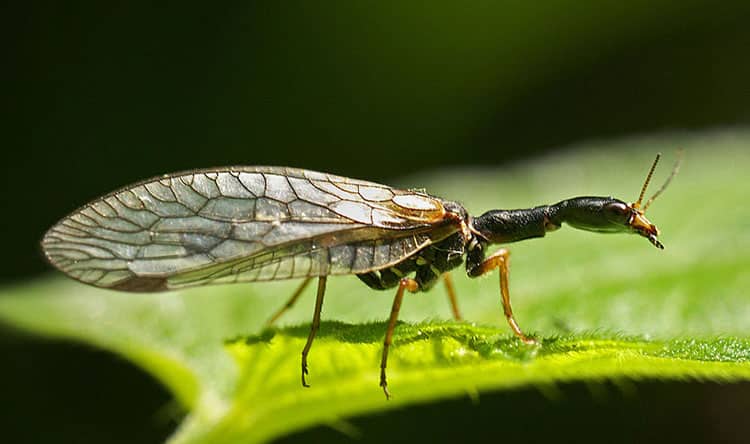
[380, 277, 419, 400]
[442, 273, 462, 321]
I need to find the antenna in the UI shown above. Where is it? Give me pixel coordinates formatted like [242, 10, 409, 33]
[643, 149, 683, 211]
[634, 153, 661, 209]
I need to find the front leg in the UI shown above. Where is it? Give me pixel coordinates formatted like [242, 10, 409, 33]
[468, 248, 538, 345]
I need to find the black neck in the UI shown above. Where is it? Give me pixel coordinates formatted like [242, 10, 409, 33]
[471, 206, 548, 244]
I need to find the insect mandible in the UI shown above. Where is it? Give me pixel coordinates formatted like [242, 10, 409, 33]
[41, 153, 680, 399]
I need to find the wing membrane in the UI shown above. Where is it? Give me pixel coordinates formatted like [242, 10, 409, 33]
[42, 167, 457, 291]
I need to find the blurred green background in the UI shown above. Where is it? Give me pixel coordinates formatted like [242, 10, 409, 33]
[3, 1, 750, 443]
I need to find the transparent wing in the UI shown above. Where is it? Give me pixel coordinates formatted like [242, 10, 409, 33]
[42, 166, 457, 291]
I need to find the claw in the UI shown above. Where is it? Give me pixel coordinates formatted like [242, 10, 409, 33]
[380, 380, 391, 400]
[302, 362, 310, 387]
[380, 368, 391, 400]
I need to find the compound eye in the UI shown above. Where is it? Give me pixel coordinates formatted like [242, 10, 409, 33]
[604, 202, 630, 222]
[605, 202, 629, 215]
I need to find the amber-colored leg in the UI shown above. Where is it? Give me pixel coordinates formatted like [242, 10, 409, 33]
[380, 277, 419, 400]
[474, 248, 537, 345]
[265, 277, 312, 326]
[442, 273, 462, 321]
[301, 277, 327, 387]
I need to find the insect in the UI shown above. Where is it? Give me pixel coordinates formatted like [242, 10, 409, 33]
[41, 153, 680, 399]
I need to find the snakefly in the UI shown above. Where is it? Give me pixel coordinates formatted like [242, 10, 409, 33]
[41, 153, 680, 399]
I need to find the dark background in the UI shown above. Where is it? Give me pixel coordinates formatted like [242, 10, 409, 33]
[3, 2, 750, 443]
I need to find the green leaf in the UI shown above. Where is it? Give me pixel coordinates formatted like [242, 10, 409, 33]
[1, 130, 749, 443]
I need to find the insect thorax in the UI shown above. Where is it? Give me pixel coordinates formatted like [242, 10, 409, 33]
[356, 200, 471, 291]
